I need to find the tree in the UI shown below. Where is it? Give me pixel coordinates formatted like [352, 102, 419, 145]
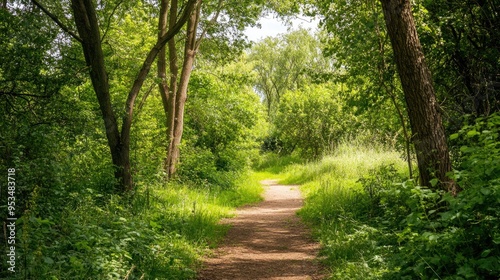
[158, 0, 263, 178]
[249, 29, 331, 118]
[379, 0, 457, 193]
[274, 84, 347, 158]
[420, 0, 500, 120]
[34, 0, 197, 191]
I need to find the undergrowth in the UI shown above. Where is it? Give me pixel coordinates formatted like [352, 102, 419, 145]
[1, 172, 263, 280]
[277, 114, 500, 280]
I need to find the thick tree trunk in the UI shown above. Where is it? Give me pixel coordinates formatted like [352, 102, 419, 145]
[380, 0, 458, 193]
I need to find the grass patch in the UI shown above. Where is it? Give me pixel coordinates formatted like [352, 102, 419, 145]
[8, 172, 263, 280]
[218, 172, 264, 207]
[277, 143, 410, 279]
[252, 153, 303, 174]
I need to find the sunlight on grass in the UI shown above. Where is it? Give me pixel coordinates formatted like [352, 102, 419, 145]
[274, 143, 410, 279]
[20, 172, 265, 280]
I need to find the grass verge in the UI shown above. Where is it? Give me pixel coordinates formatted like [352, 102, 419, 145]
[7, 172, 263, 280]
[278, 144, 410, 279]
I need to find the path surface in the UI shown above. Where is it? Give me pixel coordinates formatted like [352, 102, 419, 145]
[197, 179, 325, 280]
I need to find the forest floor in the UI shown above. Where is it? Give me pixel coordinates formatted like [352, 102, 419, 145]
[197, 179, 326, 280]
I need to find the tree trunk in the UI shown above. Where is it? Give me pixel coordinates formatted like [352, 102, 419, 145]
[157, 0, 173, 173]
[164, 0, 179, 176]
[166, 1, 201, 177]
[380, 0, 458, 193]
[71, 0, 130, 191]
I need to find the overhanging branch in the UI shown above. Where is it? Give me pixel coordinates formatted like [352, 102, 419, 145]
[31, 0, 83, 43]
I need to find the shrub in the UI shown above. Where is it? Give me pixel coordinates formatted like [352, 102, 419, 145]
[385, 113, 500, 279]
[178, 72, 263, 188]
[274, 84, 349, 159]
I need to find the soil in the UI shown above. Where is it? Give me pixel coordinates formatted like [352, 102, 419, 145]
[197, 179, 326, 280]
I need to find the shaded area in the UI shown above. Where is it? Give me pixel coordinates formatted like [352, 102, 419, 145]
[197, 180, 325, 280]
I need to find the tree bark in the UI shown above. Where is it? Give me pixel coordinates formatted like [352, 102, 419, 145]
[165, 0, 179, 176]
[166, 1, 201, 177]
[157, 0, 173, 173]
[380, 0, 458, 193]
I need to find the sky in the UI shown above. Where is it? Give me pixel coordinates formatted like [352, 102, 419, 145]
[244, 14, 319, 42]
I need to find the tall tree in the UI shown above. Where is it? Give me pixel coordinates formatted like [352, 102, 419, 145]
[35, 0, 197, 191]
[379, 0, 457, 193]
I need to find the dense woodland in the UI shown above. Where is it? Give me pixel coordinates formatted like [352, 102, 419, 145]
[1, 0, 499, 279]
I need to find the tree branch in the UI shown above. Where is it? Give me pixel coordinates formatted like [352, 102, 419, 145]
[31, 0, 83, 43]
[121, 0, 198, 141]
[100, 0, 124, 43]
[195, 0, 223, 51]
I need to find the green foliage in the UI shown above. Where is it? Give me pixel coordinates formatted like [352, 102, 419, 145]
[274, 84, 349, 159]
[385, 113, 500, 279]
[248, 29, 332, 118]
[1, 171, 263, 279]
[178, 69, 264, 188]
[419, 0, 500, 119]
[289, 116, 499, 279]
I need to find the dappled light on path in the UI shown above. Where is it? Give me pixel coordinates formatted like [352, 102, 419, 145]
[197, 180, 325, 280]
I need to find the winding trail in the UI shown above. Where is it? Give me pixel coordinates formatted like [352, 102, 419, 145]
[197, 179, 326, 280]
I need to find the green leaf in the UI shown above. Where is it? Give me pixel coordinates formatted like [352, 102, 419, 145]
[466, 130, 479, 137]
[480, 188, 491, 195]
[150, 220, 161, 229]
[450, 133, 459, 140]
[480, 249, 492, 257]
[43, 257, 54, 264]
[430, 178, 439, 187]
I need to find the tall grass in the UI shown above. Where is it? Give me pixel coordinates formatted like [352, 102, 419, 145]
[274, 122, 500, 279]
[279, 143, 410, 279]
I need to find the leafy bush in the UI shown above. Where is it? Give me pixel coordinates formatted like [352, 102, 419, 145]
[178, 71, 263, 188]
[385, 113, 500, 279]
[274, 84, 349, 159]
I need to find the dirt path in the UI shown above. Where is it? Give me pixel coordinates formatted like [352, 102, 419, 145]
[197, 179, 326, 280]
